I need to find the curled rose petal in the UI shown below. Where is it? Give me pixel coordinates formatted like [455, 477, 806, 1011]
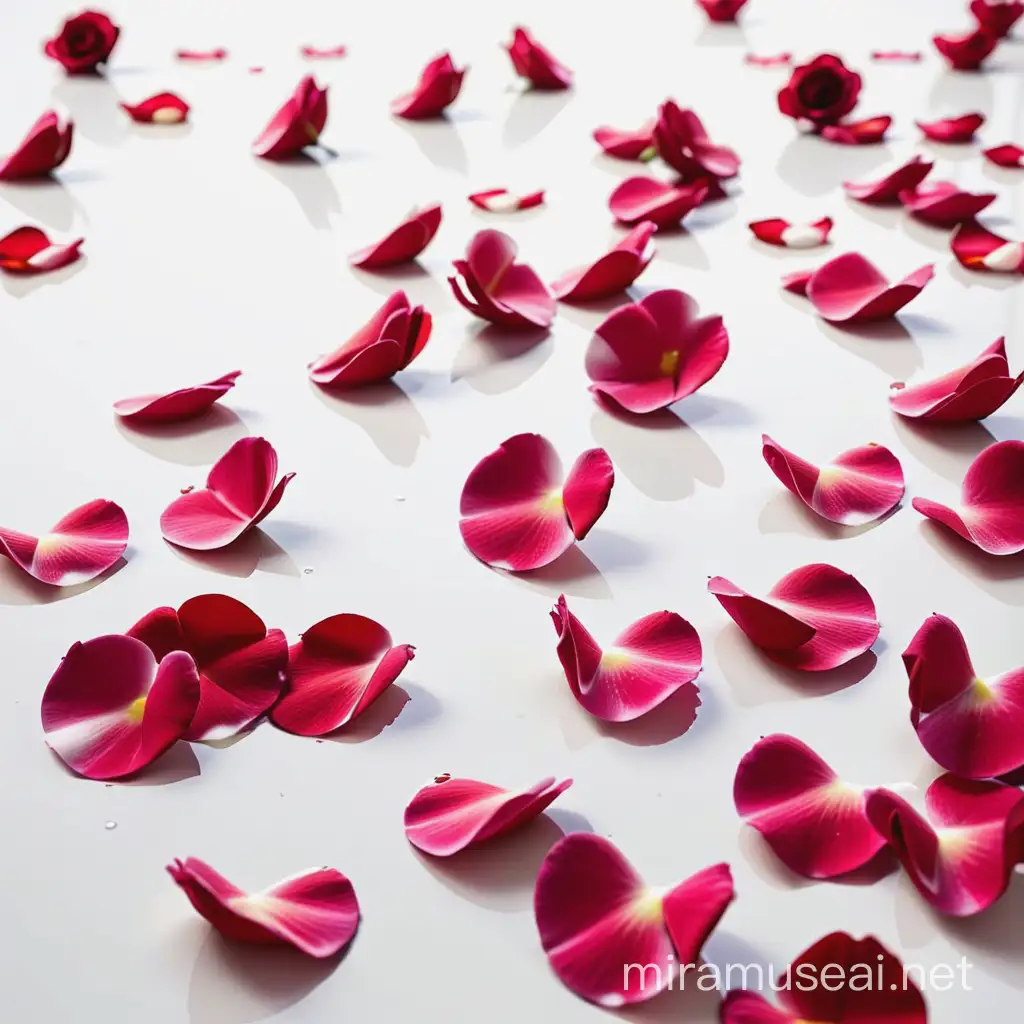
[951, 220, 1024, 273]
[933, 27, 999, 70]
[971, 0, 1024, 38]
[309, 291, 430, 388]
[745, 53, 793, 66]
[160, 436, 294, 551]
[390, 53, 466, 120]
[506, 26, 572, 90]
[898, 181, 995, 227]
[448, 229, 555, 329]
[593, 122, 655, 160]
[41, 635, 200, 780]
[904, 613, 1024, 779]
[114, 371, 241, 424]
[458, 433, 613, 571]
[762, 435, 904, 525]
[843, 155, 933, 203]
[696, 0, 748, 21]
[551, 222, 655, 301]
[748, 217, 832, 249]
[468, 189, 545, 213]
[128, 593, 287, 742]
[551, 595, 702, 722]
[404, 775, 571, 856]
[120, 93, 190, 124]
[252, 75, 328, 161]
[821, 115, 892, 145]
[608, 177, 708, 229]
[708, 564, 879, 671]
[586, 289, 728, 414]
[168, 859, 359, 957]
[871, 50, 923, 61]
[348, 204, 441, 268]
[301, 45, 347, 59]
[535, 833, 733, 1007]
[0, 226, 82, 274]
[270, 614, 414, 736]
[781, 268, 813, 295]
[983, 143, 1024, 168]
[721, 933, 927, 1023]
[735, 734, 886, 879]
[176, 48, 227, 61]
[889, 337, 1023, 422]
[0, 499, 127, 586]
[0, 110, 73, 181]
[917, 112, 985, 142]
[653, 101, 740, 188]
[866, 774, 1024, 916]
[44, 10, 120, 73]
[912, 439, 1024, 555]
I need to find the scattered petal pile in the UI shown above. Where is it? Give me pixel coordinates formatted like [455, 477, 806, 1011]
[653, 101, 739, 197]
[551, 222, 655, 301]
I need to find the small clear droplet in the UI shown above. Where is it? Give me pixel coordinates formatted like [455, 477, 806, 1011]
[303, 567, 314, 575]
[180, 485, 194, 494]
[104, 821, 117, 831]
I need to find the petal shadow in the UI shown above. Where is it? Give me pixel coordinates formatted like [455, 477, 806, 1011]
[502, 89, 571, 148]
[501, 545, 613, 600]
[758, 490, 899, 539]
[322, 685, 414, 743]
[51, 75, 129, 147]
[776, 134, 893, 197]
[116, 406, 250, 466]
[596, 681, 702, 747]
[618, 982, 722, 1022]
[0, 555, 126, 606]
[655, 229, 711, 270]
[927, 69, 993, 120]
[949, 262, 1022, 290]
[0, 179, 80, 232]
[165, 530, 297, 579]
[2, 256, 87, 297]
[121, 741, 201, 786]
[349, 262, 450, 310]
[258, 154, 341, 230]
[816, 318, 924, 378]
[450, 324, 553, 395]
[939, 878, 1024, 990]
[891, 416, 995, 482]
[918, 522, 1024, 606]
[398, 117, 468, 175]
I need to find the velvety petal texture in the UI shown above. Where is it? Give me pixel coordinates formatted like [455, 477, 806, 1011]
[459, 433, 613, 571]
[535, 833, 734, 1006]
[0, 110, 73, 181]
[933, 27, 999, 70]
[608, 177, 707, 229]
[843, 155, 933, 203]
[0, 227, 83, 274]
[971, 0, 1024, 37]
[160, 437, 294, 551]
[120, 93, 190, 124]
[168, 859, 360, 957]
[951, 220, 1024, 273]
[551, 222, 656, 301]
[593, 122, 655, 160]
[749, 217, 832, 248]
[114, 371, 241, 424]
[42, 635, 200, 780]
[551, 595, 702, 722]
[252, 76, 328, 160]
[0, 499, 128, 585]
[390, 53, 466, 119]
[912, 440, 1024, 554]
[983, 143, 1024, 168]
[696, 0, 748, 22]
[899, 182, 995, 227]
[708, 564, 880, 671]
[917, 112, 985, 142]
[586, 289, 728, 413]
[468, 189, 545, 212]
[270, 614, 414, 736]
[404, 775, 572, 855]
[349, 204, 441, 269]
[506, 27, 572, 89]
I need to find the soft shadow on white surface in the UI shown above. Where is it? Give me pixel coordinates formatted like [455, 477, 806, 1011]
[0, 555, 127, 606]
[502, 89, 572, 148]
[619, 982, 721, 1023]
[451, 324, 553, 394]
[397, 117, 468, 174]
[349, 262, 451, 310]
[2, 257, 87, 297]
[737, 825, 814, 891]
[258, 155, 341, 229]
[166, 530, 300, 579]
[0, 179, 80, 231]
[842, 196, 904, 231]
[694, 21, 748, 47]
[758, 491, 899, 540]
[51, 75, 129, 147]
[501, 545, 613, 600]
[949, 262, 1022, 291]
[891, 416, 995, 482]
[918, 523, 1024, 606]
[325, 682, 441, 743]
[776, 135, 893, 197]
[927, 70, 994, 120]
[122, 741, 201, 785]
[653, 230, 712, 271]
[576, 528, 652, 574]
[116, 406, 250, 466]
[815, 319, 925, 379]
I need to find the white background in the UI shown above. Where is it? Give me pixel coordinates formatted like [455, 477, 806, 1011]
[1, 0, 1022, 1020]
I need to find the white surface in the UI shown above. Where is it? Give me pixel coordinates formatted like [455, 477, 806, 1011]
[2, 1, 1023, 1021]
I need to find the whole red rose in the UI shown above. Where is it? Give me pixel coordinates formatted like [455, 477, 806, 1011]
[777, 54, 862, 127]
[44, 10, 120, 74]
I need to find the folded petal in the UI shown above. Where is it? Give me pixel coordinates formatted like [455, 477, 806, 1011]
[468, 189, 545, 212]
[120, 93, 190, 124]
[821, 114, 891, 145]
[552, 222, 655, 301]
[0, 226, 82, 274]
[696, 0, 748, 22]
[983, 143, 1024, 168]
[404, 775, 571, 855]
[951, 220, 1024, 273]
[971, 0, 1024, 38]
[734, 734, 884, 878]
[390, 53, 466, 119]
[563, 449, 615, 539]
[270, 614, 413, 735]
[899, 181, 995, 227]
[42, 636, 199, 780]
[843, 155, 933, 203]
[916, 112, 985, 142]
[608, 177, 707, 229]
[593, 123, 655, 160]
[802, 253, 934, 322]
[175, 48, 227, 61]
[168, 858, 360, 956]
[933, 27, 999, 70]
[300, 45, 347, 59]
[114, 371, 240, 424]
[744, 53, 793, 66]
[708, 564, 879, 671]
[506, 27, 572, 90]
[871, 50, 923, 61]
[253, 76, 328, 161]
[748, 217, 832, 249]
[0, 499, 128, 586]
[348, 204, 441, 269]
[653, 101, 740, 183]
[0, 110, 73, 181]
[780, 268, 813, 295]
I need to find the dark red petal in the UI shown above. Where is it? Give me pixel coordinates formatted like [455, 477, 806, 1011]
[120, 93, 190, 124]
[821, 114, 891, 145]
[0, 226, 83, 274]
[843, 155, 933, 203]
[983, 143, 1024, 168]
[348, 204, 442, 268]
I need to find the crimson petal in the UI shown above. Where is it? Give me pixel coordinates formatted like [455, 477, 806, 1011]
[468, 189, 545, 212]
[899, 181, 995, 227]
[971, 0, 1024, 37]
[843, 155, 933, 203]
[176, 48, 227, 61]
[744, 53, 793, 66]
[348, 204, 441, 268]
[551, 222, 655, 301]
[983, 143, 1024, 168]
[748, 217, 832, 248]
[0, 110, 73, 181]
[951, 219, 1024, 273]
[253, 75, 328, 161]
[114, 371, 240, 424]
[0, 226, 82, 274]
[933, 27, 999, 69]
[593, 122, 655, 160]
[301, 45, 347, 59]
[120, 93, 190, 124]
[390, 53, 466, 119]
[696, 0, 748, 22]
[505, 27, 572, 90]
[608, 177, 708, 229]
[916, 112, 985, 142]
[871, 50, 923, 61]
[796, 253, 934, 323]
[821, 115, 892, 145]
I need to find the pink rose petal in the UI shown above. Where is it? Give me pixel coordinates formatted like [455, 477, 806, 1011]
[468, 189, 545, 213]
[821, 114, 892, 145]
[983, 143, 1024, 168]
[916, 112, 985, 142]
[745, 53, 793, 67]
[113, 371, 241, 424]
[175, 48, 227, 61]
[505, 27, 572, 90]
[951, 220, 1024, 273]
[748, 217, 832, 248]
[348, 204, 442, 269]
[871, 50, 923, 61]
[551, 222, 656, 301]
[696, 0, 748, 22]
[593, 122, 655, 160]
[253, 75, 328, 161]
[899, 181, 996, 227]
[390, 53, 466, 120]
[843, 155, 933, 203]
[608, 177, 708, 229]
[301, 45, 347, 59]
[120, 93, 190, 124]
[0, 226, 83, 274]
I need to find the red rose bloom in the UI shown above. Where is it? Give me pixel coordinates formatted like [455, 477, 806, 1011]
[778, 54, 862, 127]
[44, 10, 119, 73]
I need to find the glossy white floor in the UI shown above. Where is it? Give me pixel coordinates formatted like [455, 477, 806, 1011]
[2, 0, 1022, 1021]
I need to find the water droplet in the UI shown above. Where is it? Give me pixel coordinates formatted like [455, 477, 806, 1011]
[303, 567, 314, 575]
[104, 821, 117, 831]
[434, 773, 451, 784]
[180, 485, 195, 494]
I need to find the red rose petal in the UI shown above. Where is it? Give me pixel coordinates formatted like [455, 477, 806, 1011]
[899, 181, 996, 227]
[404, 775, 571, 856]
[912, 439, 1024, 555]
[468, 189, 545, 213]
[270, 614, 414, 736]
[708, 564, 879, 672]
[916, 112, 985, 142]
[551, 222, 656, 301]
[44, 11, 120, 74]
[551, 595, 702, 721]
[952, 219, 1024, 272]
[696, 0, 748, 22]
[458, 433, 613, 571]
[0, 226, 83, 274]
[593, 122, 656, 160]
[821, 114, 892, 145]
[0, 499, 128, 586]
[128, 594, 287, 742]
[448, 229, 555, 329]
[160, 436, 294, 551]
[390, 53, 466, 120]
[745, 53, 793, 67]
[889, 337, 1022, 422]
[0, 110, 73, 181]
[735, 734, 886, 879]
[300, 45, 347, 59]
[780, 268, 813, 295]
[871, 50, 923, 61]
[42, 636, 199, 780]
[586, 289, 728, 414]
[120, 92, 190, 124]
[348, 204, 442, 269]
[535, 833, 733, 1007]
[933, 27, 999, 69]
[748, 217, 832, 248]
[253, 75, 328, 160]
[505, 26, 572, 90]
[971, 0, 1024, 37]
[168, 858, 359, 957]
[176, 48, 227, 61]
[653, 101, 740, 186]
[114, 371, 241, 424]
[762, 435, 904, 525]
[866, 774, 1024, 916]
[843, 155, 933, 203]
[983, 143, 1024, 168]
[608, 177, 708, 229]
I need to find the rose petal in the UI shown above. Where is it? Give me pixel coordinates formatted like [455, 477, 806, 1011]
[390, 53, 466, 119]
[821, 114, 892, 145]
[114, 371, 240, 424]
[0, 110, 73, 181]
[780, 268, 813, 295]
[983, 143, 1024, 168]
[168, 858, 359, 957]
[300, 45, 347, 59]
[749, 217, 832, 248]
[899, 181, 996, 227]
[468, 189, 545, 213]
[506, 27, 572, 90]
[551, 222, 656, 302]
[843, 155, 933, 203]
[917, 112, 985, 142]
[252, 75, 328, 161]
[120, 93, 190, 124]
[708, 564, 879, 671]
[933, 27, 999, 69]
[175, 48, 227, 61]
[951, 220, 1024, 272]
[871, 50, 923, 61]
[404, 775, 571, 855]
[0, 226, 83, 274]
[348, 204, 442, 269]
[798, 253, 934, 323]
[0, 499, 128, 586]
[608, 177, 708, 229]
[593, 122, 656, 160]
[696, 0, 748, 22]
[653, 101, 740, 184]
[971, 0, 1024, 38]
[41, 636, 200, 780]
[745, 53, 793, 67]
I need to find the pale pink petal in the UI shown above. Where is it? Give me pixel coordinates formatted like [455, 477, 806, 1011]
[593, 123, 655, 160]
